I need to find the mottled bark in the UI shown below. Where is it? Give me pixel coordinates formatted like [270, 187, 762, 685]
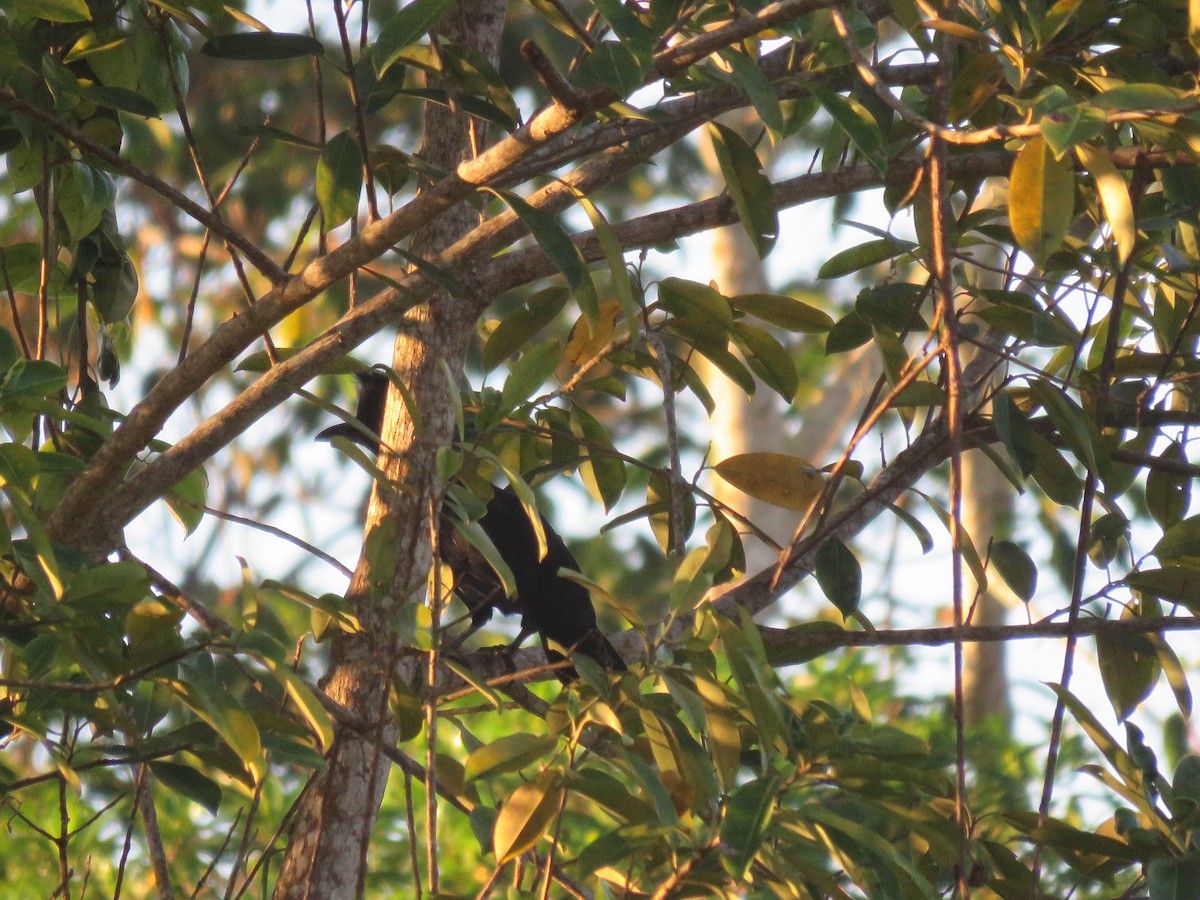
[273, 3, 507, 896]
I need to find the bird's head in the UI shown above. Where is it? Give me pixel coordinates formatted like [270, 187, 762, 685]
[316, 368, 389, 453]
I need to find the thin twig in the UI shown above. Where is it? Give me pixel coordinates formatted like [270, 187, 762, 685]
[137, 764, 176, 900]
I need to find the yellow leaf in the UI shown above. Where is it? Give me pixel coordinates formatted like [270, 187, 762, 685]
[713, 452, 825, 512]
[1010, 136, 1075, 266]
[564, 300, 622, 367]
[1075, 143, 1135, 265]
[493, 770, 564, 863]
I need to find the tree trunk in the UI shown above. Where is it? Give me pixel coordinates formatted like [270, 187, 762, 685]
[273, 4, 507, 896]
[961, 445, 1013, 729]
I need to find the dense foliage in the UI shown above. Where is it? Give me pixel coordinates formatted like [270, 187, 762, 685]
[4, 0, 1200, 896]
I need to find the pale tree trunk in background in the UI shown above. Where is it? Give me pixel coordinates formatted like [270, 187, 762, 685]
[701, 222, 796, 571]
[961, 391, 1013, 729]
[961, 445, 1013, 728]
[273, 4, 506, 897]
[701, 219, 882, 574]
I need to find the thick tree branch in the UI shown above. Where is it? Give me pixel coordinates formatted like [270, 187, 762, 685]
[68, 144, 1193, 550]
[43, 0, 856, 553]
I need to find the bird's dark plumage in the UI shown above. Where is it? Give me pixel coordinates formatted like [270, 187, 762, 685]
[318, 370, 626, 680]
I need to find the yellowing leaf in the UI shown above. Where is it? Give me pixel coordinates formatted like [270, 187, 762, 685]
[565, 300, 622, 366]
[493, 770, 564, 863]
[1075, 143, 1135, 265]
[1010, 136, 1075, 266]
[713, 452, 824, 511]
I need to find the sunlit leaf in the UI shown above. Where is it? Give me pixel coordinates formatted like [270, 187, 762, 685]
[493, 770, 564, 863]
[1076, 143, 1136, 265]
[713, 452, 824, 512]
[1009, 136, 1075, 266]
[465, 734, 557, 782]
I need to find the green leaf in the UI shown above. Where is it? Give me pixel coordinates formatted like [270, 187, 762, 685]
[165, 467, 208, 536]
[1045, 683, 1140, 787]
[465, 733, 557, 782]
[1154, 516, 1200, 567]
[1124, 568, 1200, 614]
[887, 500, 935, 554]
[571, 405, 625, 511]
[15, 0, 91, 21]
[890, 381, 946, 408]
[658, 277, 733, 340]
[490, 189, 590, 292]
[814, 537, 861, 617]
[720, 48, 783, 135]
[819, 238, 916, 279]
[149, 762, 222, 814]
[482, 287, 570, 370]
[1088, 511, 1128, 568]
[732, 292, 833, 332]
[1146, 442, 1190, 529]
[803, 803, 938, 895]
[825, 309, 872, 354]
[80, 84, 160, 119]
[1149, 633, 1192, 720]
[499, 339, 559, 414]
[1029, 431, 1083, 507]
[991, 540, 1037, 602]
[202, 33, 324, 60]
[707, 122, 778, 257]
[317, 130, 363, 229]
[1090, 83, 1190, 111]
[1029, 378, 1096, 472]
[973, 304, 1079, 347]
[920, 492, 989, 588]
[167, 678, 263, 778]
[266, 663, 336, 751]
[374, 0, 457, 76]
[855, 282, 925, 331]
[575, 41, 648, 97]
[493, 770, 564, 863]
[1040, 105, 1107, 156]
[694, 675, 741, 792]
[720, 776, 780, 880]
[237, 123, 321, 150]
[692, 336, 755, 394]
[572, 194, 631, 324]
[0, 360, 69, 404]
[1097, 627, 1159, 722]
[61, 560, 149, 613]
[732, 322, 798, 400]
[91, 251, 139, 324]
[1009, 136, 1075, 266]
[58, 163, 116, 245]
[1148, 854, 1200, 900]
[447, 513, 517, 600]
[809, 83, 886, 173]
[593, 0, 654, 53]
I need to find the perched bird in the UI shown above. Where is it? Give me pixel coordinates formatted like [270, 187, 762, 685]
[317, 369, 627, 680]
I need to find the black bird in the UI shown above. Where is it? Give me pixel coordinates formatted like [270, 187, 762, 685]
[317, 369, 627, 680]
